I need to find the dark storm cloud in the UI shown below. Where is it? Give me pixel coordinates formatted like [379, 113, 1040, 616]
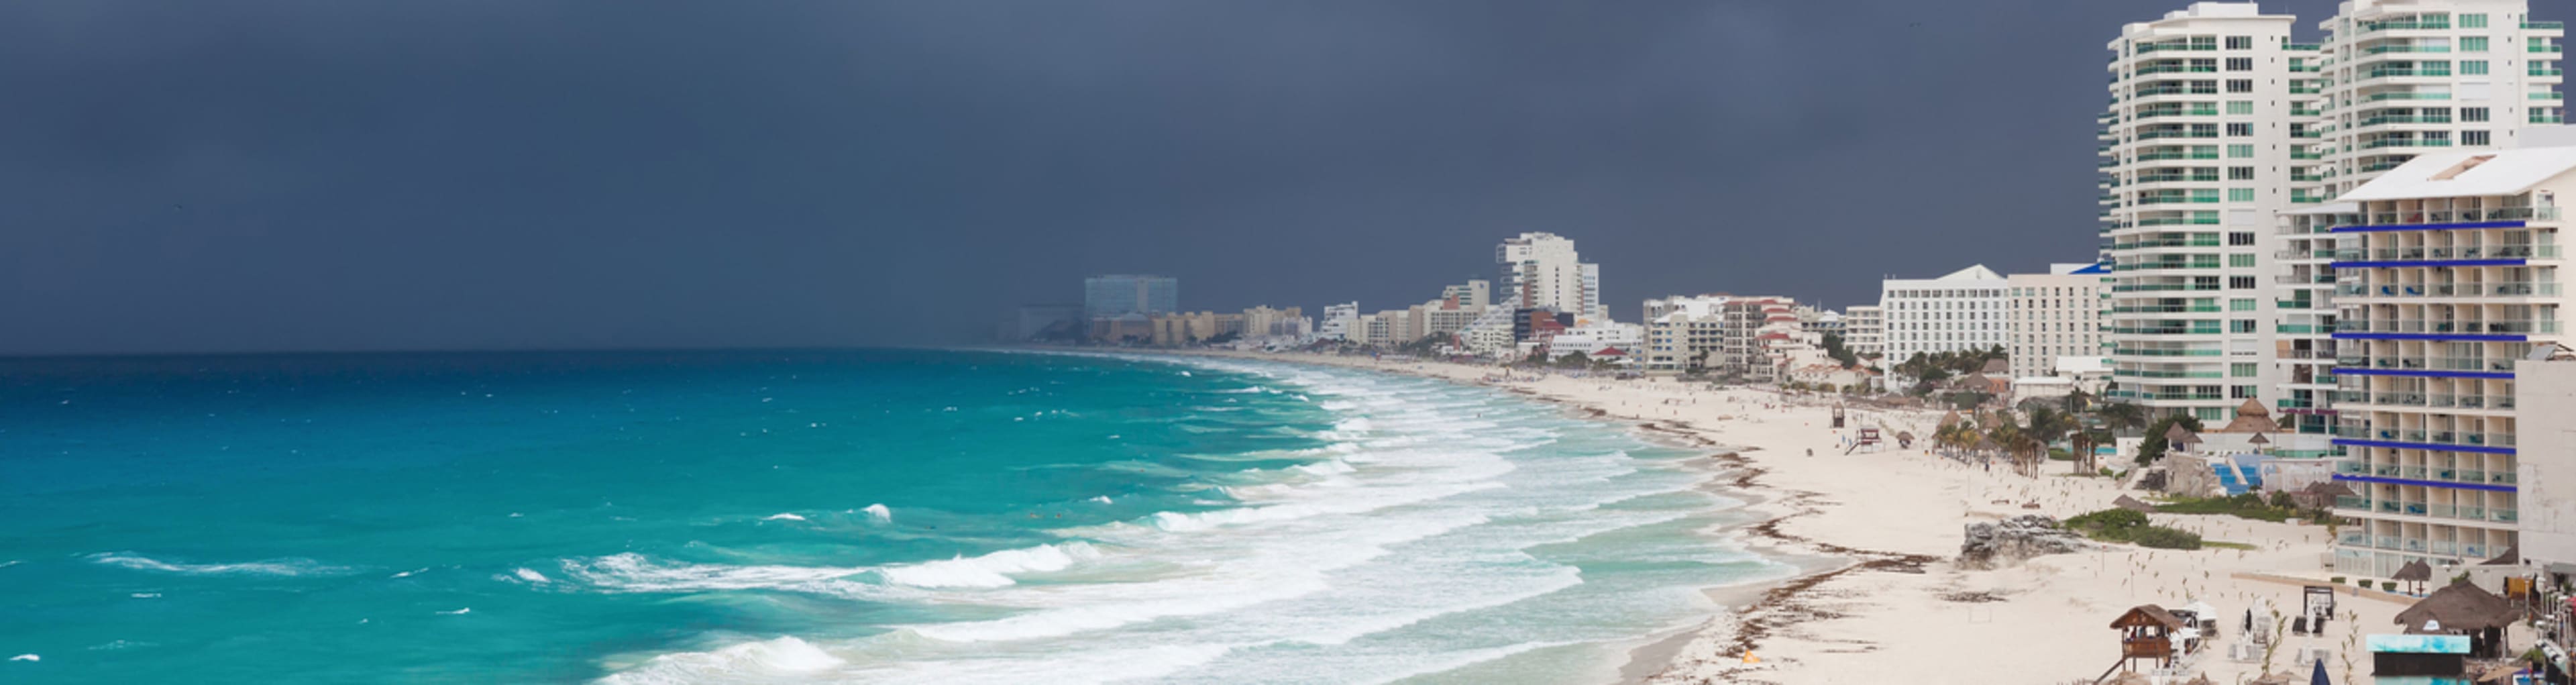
[0, 0, 2341, 355]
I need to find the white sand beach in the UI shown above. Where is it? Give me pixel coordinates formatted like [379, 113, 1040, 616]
[1179, 350, 2436, 685]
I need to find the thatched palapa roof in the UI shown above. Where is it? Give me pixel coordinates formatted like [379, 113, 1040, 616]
[2482, 547, 2521, 566]
[2392, 559, 2434, 582]
[2396, 582, 2524, 632]
[2163, 423, 2202, 447]
[2302, 481, 2356, 498]
[2213, 399, 2275, 433]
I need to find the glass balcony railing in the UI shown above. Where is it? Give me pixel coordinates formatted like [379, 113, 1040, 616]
[2531, 21, 2567, 30]
[2356, 207, 2558, 225]
[2364, 138, 2455, 149]
[2362, 19, 2452, 32]
[2365, 91, 2451, 102]
[2358, 115, 2453, 127]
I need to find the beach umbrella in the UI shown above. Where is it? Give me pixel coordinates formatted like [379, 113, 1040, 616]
[2310, 657, 2330, 684]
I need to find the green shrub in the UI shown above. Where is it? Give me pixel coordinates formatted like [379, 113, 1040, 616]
[2268, 491, 2296, 509]
[2132, 526, 2203, 550]
[2330, 576, 2345, 584]
[2067, 508, 2150, 534]
[2381, 581, 2398, 592]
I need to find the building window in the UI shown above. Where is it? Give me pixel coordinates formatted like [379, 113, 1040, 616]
[2463, 60, 2489, 76]
[2231, 320, 2257, 333]
[2463, 107, 2489, 123]
[2226, 79, 2253, 93]
[2460, 13, 2487, 28]
[2227, 123, 2253, 136]
[2461, 37, 2489, 53]
[2465, 130, 2491, 146]
[2229, 166, 2255, 180]
[2228, 144, 2254, 158]
[2226, 57, 2253, 71]
[2232, 363, 2258, 377]
[2229, 276, 2255, 289]
[2228, 188, 2255, 202]
[2228, 101, 2254, 115]
[2230, 298, 2256, 311]
[2229, 232, 2255, 246]
[2229, 253, 2256, 267]
[2226, 36, 2253, 50]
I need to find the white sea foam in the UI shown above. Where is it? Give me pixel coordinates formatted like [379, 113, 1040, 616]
[391, 568, 430, 578]
[87, 553, 348, 578]
[437, 607, 472, 615]
[9, 654, 35, 662]
[596, 636, 843, 685]
[515, 568, 549, 583]
[645, 352, 1760, 684]
[760, 513, 806, 521]
[873, 542, 1100, 589]
[559, 554, 875, 596]
[861, 504, 892, 522]
[129, 592, 160, 599]
[1088, 495, 1112, 505]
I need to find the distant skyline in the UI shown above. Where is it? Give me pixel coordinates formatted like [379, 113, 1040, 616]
[0, 0, 2348, 355]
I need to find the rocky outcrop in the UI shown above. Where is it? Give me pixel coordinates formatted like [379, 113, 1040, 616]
[1958, 515, 2092, 570]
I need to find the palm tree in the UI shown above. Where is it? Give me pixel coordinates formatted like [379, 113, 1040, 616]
[1984, 418, 2028, 474]
[2093, 401, 2149, 438]
[2024, 407, 2076, 473]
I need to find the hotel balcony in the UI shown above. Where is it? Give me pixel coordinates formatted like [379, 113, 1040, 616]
[2347, 207, 2559, 227]
[2334, 244, 2563, 261]
[2334, 319, 2561, 335]
[2337, 280, 2562, 301]
[2334, 353, 2518, 374]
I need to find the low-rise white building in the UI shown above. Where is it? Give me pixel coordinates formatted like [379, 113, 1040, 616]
[1318, 303, 1360, 342]
[1548, 321, 1645, 361]
[1880, 264, 2009, 365]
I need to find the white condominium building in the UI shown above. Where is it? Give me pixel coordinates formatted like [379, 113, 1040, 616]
[1318, 303, 1360, 342]
[2102, 2, 2312, 422]
[2323, 144, 2572, 577]
[2006, 263, 2114, 380]
[2310, 0, 2564, 199]
[1497, 232, 1609, 323]
[1845, 305, 1886, 360]
[1879, 264, 2008, 364]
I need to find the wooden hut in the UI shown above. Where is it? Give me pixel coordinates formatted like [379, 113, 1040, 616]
[2394, 582, 2524, 658]
[2110, 604, 2187, 671]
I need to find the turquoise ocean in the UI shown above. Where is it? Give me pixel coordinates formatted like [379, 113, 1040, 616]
[0, 349, 1790, 684]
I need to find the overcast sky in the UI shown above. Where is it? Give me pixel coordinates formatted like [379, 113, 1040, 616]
[0, 0, 2347, 355]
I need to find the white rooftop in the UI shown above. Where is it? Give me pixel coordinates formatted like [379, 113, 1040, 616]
[2337, 145, 2576, 202]
[1914, 264, 2004, 282]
